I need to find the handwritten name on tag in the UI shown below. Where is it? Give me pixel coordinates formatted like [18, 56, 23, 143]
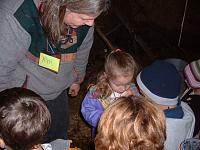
[39, 53, 60, 73]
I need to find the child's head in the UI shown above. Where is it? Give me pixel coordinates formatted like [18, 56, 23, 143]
[0, 87, 51, 150]
[95, 96, 166, 150]
[184, 59, 200, 95]
[96, 50, 138, 97]
[136, 60, 181, 108]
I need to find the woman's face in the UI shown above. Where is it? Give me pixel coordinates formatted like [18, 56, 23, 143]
[64, 12, 97, 28]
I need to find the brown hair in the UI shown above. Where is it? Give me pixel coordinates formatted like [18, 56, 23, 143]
[0, 88, 51, 150]
[95, 51, 138, 99]
[40, 0, 110, 45]
[95, 96, 166, 150]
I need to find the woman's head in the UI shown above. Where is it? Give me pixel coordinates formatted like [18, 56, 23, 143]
[105, 51, 138, 93]
[95, 96, 166, 150]
[64, 0, 109, 15]
[40, 0, 110, 44]
[63, 0, 110, 27]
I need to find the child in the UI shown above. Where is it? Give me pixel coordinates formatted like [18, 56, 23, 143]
[136, 60, 195, 150]
[95, 96, 166, 150]
[0, 87, 70, 150]
[81, 50, 140, 132]
[179, 138, 200, 150]
[182, 59, 200, 136]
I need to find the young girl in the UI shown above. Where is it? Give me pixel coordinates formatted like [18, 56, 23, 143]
[81, 50, 140, 132]
[95, 96, 166, 150]
[182, 59, 200, 137]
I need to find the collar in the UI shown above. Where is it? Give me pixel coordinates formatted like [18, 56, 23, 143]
[41, 143, 52, 150]
[164, 101, 184, 119]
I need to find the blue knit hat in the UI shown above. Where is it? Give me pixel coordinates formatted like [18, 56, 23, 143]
[136, 60, 181, 105]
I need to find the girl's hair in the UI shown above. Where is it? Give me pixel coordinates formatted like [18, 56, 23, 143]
[95, 51, 138, 99]
[40, 0, 110, 45]
[95, 96, 166, 150]
[0, 88, 51, 150]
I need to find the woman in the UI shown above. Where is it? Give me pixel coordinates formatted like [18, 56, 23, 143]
[0, 0, 109, 142]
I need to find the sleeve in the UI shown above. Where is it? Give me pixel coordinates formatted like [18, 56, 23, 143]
[81, 91, 104, 128]
[73, 26, 94, 84]
[49, 139, 71, 150]
[0, 11, 29, 90]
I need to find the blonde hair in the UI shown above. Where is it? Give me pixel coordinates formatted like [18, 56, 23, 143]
[40, 0, 110, 45]
[95, 51, 138, 99]
[95, 96, 166, 150]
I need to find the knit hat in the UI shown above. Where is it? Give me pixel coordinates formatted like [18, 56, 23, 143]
[136, 60, 181, 105]
[184, 59, 200, 89]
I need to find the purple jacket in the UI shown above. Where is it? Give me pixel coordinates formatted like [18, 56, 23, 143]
[81, 84, 140, 128]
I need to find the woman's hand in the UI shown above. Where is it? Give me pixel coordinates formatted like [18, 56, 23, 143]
[68, 83, 80, 96]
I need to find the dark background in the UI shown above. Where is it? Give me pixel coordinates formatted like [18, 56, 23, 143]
[68, 0, 200, 149]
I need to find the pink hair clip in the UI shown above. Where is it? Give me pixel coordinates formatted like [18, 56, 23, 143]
[114, 48, 122, 52]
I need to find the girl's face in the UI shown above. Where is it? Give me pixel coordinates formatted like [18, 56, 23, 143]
[109, 74, 133, 94]
[64, 12, 97, 28]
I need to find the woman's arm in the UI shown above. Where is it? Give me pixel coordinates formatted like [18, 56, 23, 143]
[0, 11, 30, 90]
[73, 26, 94, 84]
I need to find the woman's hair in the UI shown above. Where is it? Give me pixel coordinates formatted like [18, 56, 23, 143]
[0, 88, 51, 150]
[95, 96, 166, 150]
[40, 0, 110, 45]
[95, 50, 138, 99]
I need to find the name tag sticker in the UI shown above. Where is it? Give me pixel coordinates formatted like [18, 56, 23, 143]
[39, 53, 60, 73]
